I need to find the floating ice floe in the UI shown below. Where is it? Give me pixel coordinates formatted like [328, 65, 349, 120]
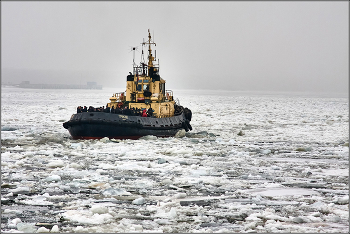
[62, 210, 114, 225]
[16, 223, 37, 233]
[87, 182, 111, 190]
[215, 138, 225, 144]
[99, 137, 110, 143]
[158, 158, 168, 164]
[174, 129, 186, 138]
[36, 227, 50, 233]
[140, 135, 158, 140]
[261, 149, 271, 154]
[98, 163, 117, 170]
[90, 204, 109, 214]
[50, 225, 59, 233]
[333, 195, 349, 205]
[132, 197, 145, 205]
[3, 209, 22, 214]
[70, 142, 82, 149]
[173, 193, 187, 199]
[7, 218, 22, 229]
[10, 186, 30, 195]
[322, 169, 349, 177]
[69, 162, 82, 169]
[190, 169, 209, 177]
[102, 187, 132, 196]
[19, 194, 54, 206]
[47, 159, 65, 168]
[250, 187, 319, 198]
[155, 207, 178, 220]
[74, 226, 87, 233]
[45, 175, 61, 182]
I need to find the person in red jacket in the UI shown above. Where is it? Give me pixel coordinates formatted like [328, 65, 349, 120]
[142, 109, 148, 117]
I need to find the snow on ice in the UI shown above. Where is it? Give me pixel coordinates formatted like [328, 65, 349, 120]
[1, 87, 349, 233]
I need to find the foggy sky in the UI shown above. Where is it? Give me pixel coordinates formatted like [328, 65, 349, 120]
[1, 1, 349, 94]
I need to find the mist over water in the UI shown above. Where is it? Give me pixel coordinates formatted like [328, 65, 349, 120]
[1, 87, 348, 233]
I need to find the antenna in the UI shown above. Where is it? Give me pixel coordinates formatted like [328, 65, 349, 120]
[129, 46, 138, 67]
[132, 47, 136, 68]
[141, 48, 145, 64]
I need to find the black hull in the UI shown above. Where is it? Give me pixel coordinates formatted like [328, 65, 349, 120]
[63, 112, 191, 140]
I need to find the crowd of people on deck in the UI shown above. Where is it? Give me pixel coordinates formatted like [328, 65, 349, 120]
[76, 105, 154, 117]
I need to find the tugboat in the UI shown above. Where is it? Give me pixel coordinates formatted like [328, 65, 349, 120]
[63, 30, 192, 140]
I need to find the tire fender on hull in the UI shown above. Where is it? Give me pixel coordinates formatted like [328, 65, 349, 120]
[185, 119, 192, 131]
[184, 108, 192, 121]
[182, 121, 189, 132]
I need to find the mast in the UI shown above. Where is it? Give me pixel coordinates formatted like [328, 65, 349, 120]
[142, 29, 156, 75]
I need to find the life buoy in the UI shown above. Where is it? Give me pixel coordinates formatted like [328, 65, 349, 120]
[117, 102, 123, 108]
[166, 93, 169, 100]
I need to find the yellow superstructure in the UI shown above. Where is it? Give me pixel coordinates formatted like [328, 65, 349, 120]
[107, 29, 175, 118]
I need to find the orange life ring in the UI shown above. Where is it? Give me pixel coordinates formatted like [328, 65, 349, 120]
[117, 102, 123, 108]
[166, 93, 169, 100]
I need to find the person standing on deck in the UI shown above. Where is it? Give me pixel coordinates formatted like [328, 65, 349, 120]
[142, 109, 148, 117]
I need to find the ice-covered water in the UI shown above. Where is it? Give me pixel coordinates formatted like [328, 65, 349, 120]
[1, 86, 349, 233]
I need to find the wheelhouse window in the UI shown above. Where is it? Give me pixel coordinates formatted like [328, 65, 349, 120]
[143, 84, 149, 91]
[137, 80, 150, 92]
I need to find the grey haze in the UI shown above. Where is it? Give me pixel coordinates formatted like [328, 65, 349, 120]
[1, 1, 349, 94]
